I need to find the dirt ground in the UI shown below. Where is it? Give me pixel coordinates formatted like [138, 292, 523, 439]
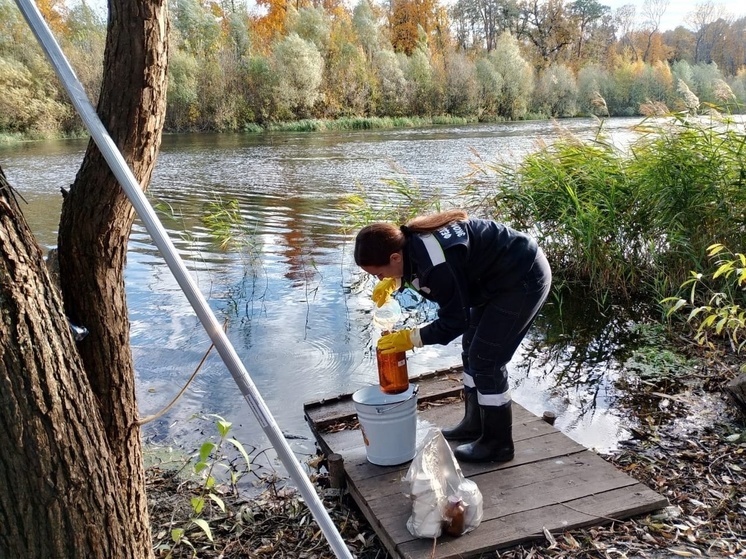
[147, 357, 745, 558]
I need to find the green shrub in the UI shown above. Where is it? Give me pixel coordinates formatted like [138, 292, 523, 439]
[662, 244, 746, 355]
[464, 113, 746, 305]
[0, 58, 71, 133]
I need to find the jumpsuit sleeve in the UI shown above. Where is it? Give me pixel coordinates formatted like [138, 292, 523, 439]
[418, 261, 470, 346]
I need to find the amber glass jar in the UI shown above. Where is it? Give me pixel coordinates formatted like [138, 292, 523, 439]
[376, 331, 409, 394]
[443, 495, 466, 536]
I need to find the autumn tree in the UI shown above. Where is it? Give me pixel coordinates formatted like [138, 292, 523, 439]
[33, 0, 66, 35]
[322, 11, 373, 117]
[389, 0, 438, 55]
[518, 0, 577, 68]
[400, 38, 435, 114]
[61, 2, 106, 105]
[272, 32, 324, 117]
[663, 25, 696, 64]
[287, 4, 331, 49]
[567, 0, 608, 60]
[450, 0, 520, 52]
[373, 48, 408, 115]
[443, 49, 478, 115]
[172, 0, 223, 56]
[703, 17, 733, 71]
[639, 0, 669, 63]
[253, 0, 304, 49]
[730, 59, 746, 103]
[718, 16, 746, 76]
[534, 62, 578, 115]
[686, 0, 726, 64]
[475, 55, 503, 114]
[484, 30, 534, 118]
[0, 0, 73, 133]
[576, 63, 612, 115]
[614, 3, 639, 60]
[168, 0, 222, 128]
[353, 0, 387, 59]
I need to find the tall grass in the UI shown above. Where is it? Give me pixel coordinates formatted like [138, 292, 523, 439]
[251, 115, 474, 134]
[627, 115, 746, 278]
[341, 171, 443, 235]
[464, 113, 746, 307]
[0, 129, 89, 144]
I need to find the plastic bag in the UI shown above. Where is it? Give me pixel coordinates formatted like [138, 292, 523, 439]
[403, 428, 483, 538]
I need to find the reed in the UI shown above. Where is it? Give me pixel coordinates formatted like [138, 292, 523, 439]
[626, 114, 746, 281]
[248, 115, 463, 134]
[0, 129, 88, 144]
[341, 171, 442, 234]
[431, 115, 475, 125]
[464, 113, 746, 307]
[266, 119, 327, 132]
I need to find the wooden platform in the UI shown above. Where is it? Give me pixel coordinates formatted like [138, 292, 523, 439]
[304, 367, 668, 558]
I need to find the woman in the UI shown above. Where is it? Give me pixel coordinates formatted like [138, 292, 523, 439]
[354, 209, 551, 463]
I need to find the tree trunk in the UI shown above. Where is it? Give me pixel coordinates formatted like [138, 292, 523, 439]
[0, 169, 140, 557]
[56, 1, 169, 557]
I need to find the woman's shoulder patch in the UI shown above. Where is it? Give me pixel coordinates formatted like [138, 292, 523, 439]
[434, 222, 468, 250]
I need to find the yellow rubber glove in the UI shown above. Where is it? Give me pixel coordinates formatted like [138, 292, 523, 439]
[378, 329, 416, 354]
[372, 277, 399, 307]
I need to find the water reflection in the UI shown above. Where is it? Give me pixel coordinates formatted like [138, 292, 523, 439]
[1, 118, 647, 472]
[511, 292, 641, 451]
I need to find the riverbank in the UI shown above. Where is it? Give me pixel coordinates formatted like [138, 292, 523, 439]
[146, 350, 745, 558]
[0, 113, 520, 145]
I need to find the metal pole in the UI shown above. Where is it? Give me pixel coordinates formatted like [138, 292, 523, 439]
[14, 2, 353, 557]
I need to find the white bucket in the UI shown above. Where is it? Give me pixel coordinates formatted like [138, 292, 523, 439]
[352, 384, 418, 466]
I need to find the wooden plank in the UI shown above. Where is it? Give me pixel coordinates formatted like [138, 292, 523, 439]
[315, 402, 574, 498]
[345, 476, 402, 559]
[369, 449, 644, 529]
[315, 399, 550, 459]
[397, 485, 668, 558]
[346, 429, 583, 501]
[344, 464, 663, 558]
[304, 367, 464, 429]
[347, 429, 586, 487]
[305, 377, 668, 559]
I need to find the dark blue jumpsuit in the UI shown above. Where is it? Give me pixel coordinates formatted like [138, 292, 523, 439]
[400, 219, 552, 407]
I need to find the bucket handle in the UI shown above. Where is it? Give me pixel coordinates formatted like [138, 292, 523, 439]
[375, 385, 419, 414]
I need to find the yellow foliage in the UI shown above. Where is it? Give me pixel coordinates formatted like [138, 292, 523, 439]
[651, 60, 673, 89]
[645, 32, 670, 65]
[35, 0, 67, 36]
[252, 0, 317, 49]
[251, 0, 288, 49]
[389, 0, 437, 55]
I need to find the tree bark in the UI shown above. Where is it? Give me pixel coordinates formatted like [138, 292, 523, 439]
[0, 169, 139, 557]
[56, 1, 169, 557]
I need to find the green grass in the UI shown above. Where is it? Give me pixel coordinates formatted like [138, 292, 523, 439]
[253, 115, 477, 134]
[0, 128, 89, 144]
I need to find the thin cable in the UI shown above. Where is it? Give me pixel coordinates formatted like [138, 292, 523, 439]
[13, 2, 353, 557]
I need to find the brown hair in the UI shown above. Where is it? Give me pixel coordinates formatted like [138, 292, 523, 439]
[354, 210, 468, 267]
[405, 209, 468, 233]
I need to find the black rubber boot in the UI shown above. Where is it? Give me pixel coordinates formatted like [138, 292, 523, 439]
[453, 402, 514, 463]
[442, 390, 481, 441]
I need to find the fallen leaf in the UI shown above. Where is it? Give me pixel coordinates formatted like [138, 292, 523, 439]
[543, 526, 557, 548]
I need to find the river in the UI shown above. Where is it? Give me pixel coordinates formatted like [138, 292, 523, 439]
[1, 117, 643, 477]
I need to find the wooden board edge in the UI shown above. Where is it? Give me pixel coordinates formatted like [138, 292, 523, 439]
[303, 365, 464, 412]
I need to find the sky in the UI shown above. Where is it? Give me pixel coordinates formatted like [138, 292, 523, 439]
[601, 0, 745, 32]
